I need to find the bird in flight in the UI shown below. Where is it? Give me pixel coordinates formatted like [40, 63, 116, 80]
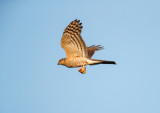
[58, 19, 116, 74]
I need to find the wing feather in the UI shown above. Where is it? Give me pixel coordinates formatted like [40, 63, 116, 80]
[61, 19, 87, 58]
[87, 45, 104, 58]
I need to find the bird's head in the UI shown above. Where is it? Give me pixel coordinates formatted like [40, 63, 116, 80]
[58, 58, 66, 65]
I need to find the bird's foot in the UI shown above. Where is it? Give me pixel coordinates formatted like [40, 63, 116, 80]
[78, 66, 86, 74]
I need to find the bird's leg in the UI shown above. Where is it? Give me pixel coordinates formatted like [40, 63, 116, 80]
[78, 65, 86, 74]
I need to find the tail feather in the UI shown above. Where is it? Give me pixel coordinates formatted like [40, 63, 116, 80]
[99, 60, 116, 64]
[87, 59, 116, 65]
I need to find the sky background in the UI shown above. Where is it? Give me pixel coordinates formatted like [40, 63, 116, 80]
[0, 0, 160, 113]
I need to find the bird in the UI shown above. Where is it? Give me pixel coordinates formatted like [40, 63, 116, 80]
[58, 19, 116, 74]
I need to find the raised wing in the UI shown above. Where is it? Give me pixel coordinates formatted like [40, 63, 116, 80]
[61, 19, 87, 58]
[87, 45, 103, 58]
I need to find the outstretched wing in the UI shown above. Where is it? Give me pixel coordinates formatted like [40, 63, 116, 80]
[87, 45, 103, 58]
[61, 19, 87, 58]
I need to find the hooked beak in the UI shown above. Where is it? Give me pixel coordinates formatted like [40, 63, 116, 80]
[57, 62, 60, 65]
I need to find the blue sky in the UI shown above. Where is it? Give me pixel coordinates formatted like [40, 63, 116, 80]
[0, 0, 160, 113]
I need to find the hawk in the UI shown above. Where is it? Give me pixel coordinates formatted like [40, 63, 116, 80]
[58, 19, 116, 74]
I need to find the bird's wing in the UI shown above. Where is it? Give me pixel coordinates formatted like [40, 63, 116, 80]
[61, 19, 87, 58]
[87, 45, 103, 58]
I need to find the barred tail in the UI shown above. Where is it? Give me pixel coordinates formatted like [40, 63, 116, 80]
[87, 59, 116, 65]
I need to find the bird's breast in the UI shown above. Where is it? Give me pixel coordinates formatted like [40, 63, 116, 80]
[65, 57, 88, 67]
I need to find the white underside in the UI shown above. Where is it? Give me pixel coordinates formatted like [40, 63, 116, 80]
[87, 59, 100, 65]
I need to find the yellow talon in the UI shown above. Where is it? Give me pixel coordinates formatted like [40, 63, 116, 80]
[78, 66, 86, 74]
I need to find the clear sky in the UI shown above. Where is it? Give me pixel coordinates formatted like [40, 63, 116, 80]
[0, 0, 160, 113]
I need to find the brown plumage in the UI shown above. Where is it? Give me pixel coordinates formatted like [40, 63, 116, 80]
[87, 45, 104, 58]
[58, 19, 116, 74]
